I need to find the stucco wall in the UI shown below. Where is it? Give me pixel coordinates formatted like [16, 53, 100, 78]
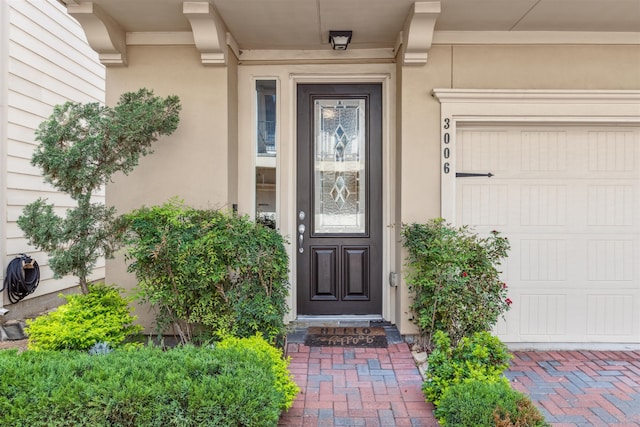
[105, 45, 237, 328]
[452, 45, 640, 90]
[396, 44, 640, 335]
[101, 41, 639, 334]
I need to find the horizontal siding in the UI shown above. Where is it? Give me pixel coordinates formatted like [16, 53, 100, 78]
[10, 0, 103, 95]
[4, 0, 105, 302]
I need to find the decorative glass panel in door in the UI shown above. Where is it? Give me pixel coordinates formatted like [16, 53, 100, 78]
[314, 99, 366, 234]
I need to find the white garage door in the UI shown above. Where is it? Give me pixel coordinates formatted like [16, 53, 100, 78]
[456, 124, 640, 344]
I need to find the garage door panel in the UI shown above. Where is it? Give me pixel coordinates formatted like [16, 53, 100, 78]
[458, 183, 508, 226]
[518, 293, 567, 336]
[586, 293, 638, 338]
[587, 184, 634, 226]
[587, 239, 635, 282]
[520, 239, 567, 282]
[520, 184, 567, 226]
[497, 290, 638, 342]
[458, 130, 509, 172]
[457, 125, 639, 344]
[588, 130, 637, 173]
[521, 130, 568, 172]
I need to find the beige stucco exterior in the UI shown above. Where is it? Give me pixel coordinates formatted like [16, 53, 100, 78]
[56, 0, 638, 348]
[100, 41, 640, 338]
[105, 45, 238, 326]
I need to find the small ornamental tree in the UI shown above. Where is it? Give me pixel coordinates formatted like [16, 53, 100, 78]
[402, 218, 511, 350]
[17, 89, 181, 294]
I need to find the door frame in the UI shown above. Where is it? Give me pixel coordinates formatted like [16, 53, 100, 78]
[237, 64, 396, 324]
[295, 83, 383, 316]
[291, 72, 395, 321]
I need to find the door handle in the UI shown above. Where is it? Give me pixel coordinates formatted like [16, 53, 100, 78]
[298, 224, 305, 253]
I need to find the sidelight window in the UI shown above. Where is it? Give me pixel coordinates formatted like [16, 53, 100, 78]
[255, 80, 277, 228]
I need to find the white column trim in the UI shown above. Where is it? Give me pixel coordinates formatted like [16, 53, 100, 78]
[434, 31, 640, 45]
[433, 89, 640, 104]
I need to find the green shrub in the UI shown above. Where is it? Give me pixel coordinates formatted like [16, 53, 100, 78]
[26, 283, 143, 351]
[124, 199, 290, 345]
[424, 330, 512, 406]
[216, 334, 299, 410]
[0, 335, 298, 426]
[402, 218, 511, 349]
[436, 379, 550, 427]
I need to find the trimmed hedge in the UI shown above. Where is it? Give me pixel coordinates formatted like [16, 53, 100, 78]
[436, 379, 550, 427]
[423, 330, 512, 406]
[25, 283, 142, 351]
[0, 335, 298, 426]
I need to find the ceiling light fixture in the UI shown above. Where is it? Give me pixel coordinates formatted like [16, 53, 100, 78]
[329, 31, 352, 50]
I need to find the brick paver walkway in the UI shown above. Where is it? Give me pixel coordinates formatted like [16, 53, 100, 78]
[506, 350, 640, 427]
[278, 341, 640, 427]
[278, 343, 439, 426]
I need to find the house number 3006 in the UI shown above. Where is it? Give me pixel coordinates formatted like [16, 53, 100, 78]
[443, 117, 451, 174]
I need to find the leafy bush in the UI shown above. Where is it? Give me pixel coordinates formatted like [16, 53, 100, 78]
[424, 330, 512, 406]
[216, 334, 299, 410]
[0, 335, 298, 426]
[436, 379, 550, 427]
[402, 218, 511, 349]
[26, 283, 143, 351]
[125, 199, 290, 345]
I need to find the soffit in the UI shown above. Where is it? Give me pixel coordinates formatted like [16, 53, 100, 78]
[60, 0, 640, 50]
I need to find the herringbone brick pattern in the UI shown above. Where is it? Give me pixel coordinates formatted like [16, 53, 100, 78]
[506, 350, 640, 427]
[278, 343, 639, 426]
[278, 343, 439, 426]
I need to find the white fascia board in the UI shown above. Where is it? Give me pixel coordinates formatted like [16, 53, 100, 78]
[433, 31, 640, 45]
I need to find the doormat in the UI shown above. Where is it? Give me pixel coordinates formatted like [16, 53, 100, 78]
[304, 327, 388, 348]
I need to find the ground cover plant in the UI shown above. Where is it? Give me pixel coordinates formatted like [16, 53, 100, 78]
[25, 283, 142, 351]
[423, 330, 512, 407]
[125, 199, 290, 345]
[18, 89, 181, 294]
[402, 218, 511, 350]
[0, 334, 298, 426]
[424, 331, 549, 426]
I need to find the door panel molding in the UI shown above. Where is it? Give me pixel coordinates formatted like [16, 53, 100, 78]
[343, 247, 370, 300]
[311, 247, 338, 300]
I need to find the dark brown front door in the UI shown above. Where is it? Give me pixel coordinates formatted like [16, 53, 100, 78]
[296, 83, 382, 315]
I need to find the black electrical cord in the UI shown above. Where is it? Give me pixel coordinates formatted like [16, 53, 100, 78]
[2, 254, 40, 304]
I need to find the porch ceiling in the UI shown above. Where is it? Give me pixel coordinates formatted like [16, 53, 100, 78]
[60, 0, 640, 51]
